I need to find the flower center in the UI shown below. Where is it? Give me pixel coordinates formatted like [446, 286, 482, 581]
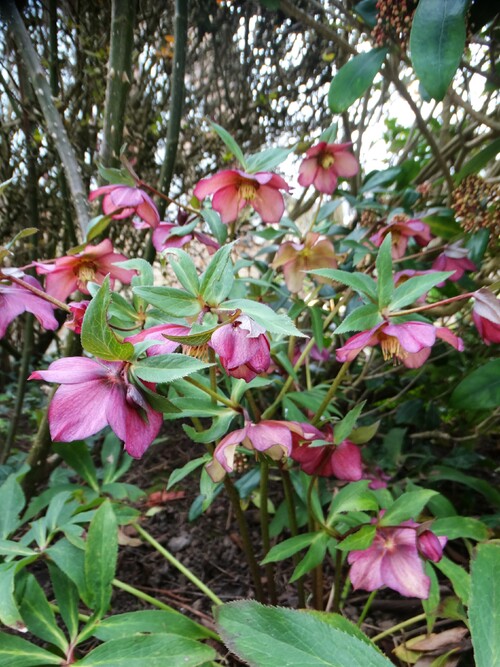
[239, 182, 258, 201]
[380, 334, 407, 362]
[76, 261, 97, 284]
[319, 153, 335, 169]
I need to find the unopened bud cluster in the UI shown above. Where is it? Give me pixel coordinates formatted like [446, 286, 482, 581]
[372, 0, 417, 49]
[452, 175, 500, 236]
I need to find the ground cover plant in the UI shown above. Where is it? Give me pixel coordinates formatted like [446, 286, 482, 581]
[0, 0, 499, 665]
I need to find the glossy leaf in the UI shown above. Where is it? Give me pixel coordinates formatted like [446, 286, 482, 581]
[133, 353, 212, 383]
[379, 489, 437, 525]
[336, 525, 376, 552]
[469, 543, 500, 667]
[133, 286, 202, 317]
[84, 501, 118, 618]
[220, 298, 305, 337]
[433, 556, 470, 606]
[334, 400, 366, 444]
[19, 574, 68, 652]
[0, 633, 61, 666]
[389, 272, 452, 310]
[432, 516, 489, 542]
[52, 442, 100, 492]
[48, 564, 80, 641]
[0, 475, 25, 540]
[334, 303, 383, 334]
[245, 146, 294, 173]
[328, 48, 388, 113]
[450, 359, 500, 410]
[290, 532, 330, 582]
[199, 243, 234, 306]
[309, 268, 377, 302]
[328, 481, 378, 519]
[164, 248, 200, 296]
[93, 610, 213, 641]
[261, 533, 317, 564]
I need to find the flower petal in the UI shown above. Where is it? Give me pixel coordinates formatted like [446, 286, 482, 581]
[48, 380, 110, 441]
[252, 185, 285, 223]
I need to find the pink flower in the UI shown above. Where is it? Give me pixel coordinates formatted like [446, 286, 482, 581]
[0, 274, 59, 338]
[431, 241, 476, 284]
[298, 141, 359, 194]
[370, 215, 431, 259]
[152, 222, 219, 255]
[65, 301, 89, 334]
[194, 169, 290, 224]
[35, 239, 135, 302]
[472, 288, 500, 345]
[336, 320, 463, 368]
[348, 520, 446, 599]
[30, 357, 162, 458]
[272, 232, 337, 292]
[89, 184, 160, 228]
[210, 315, 271, 381]
[291, 431, 363, 480]
[207, 419, 295, 482]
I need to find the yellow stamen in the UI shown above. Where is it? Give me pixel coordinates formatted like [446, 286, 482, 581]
[182, 343, 209, 361]
[239, 183, 257, 201]
[380, 335, 407, 362]
[319, 153, 335, 169]
[76, 261, 97, 284]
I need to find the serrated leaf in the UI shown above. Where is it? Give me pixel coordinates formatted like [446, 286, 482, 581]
[220, 298, 306, 337]
[261, 533, 316, 565]
[167, 456, 211, 490]
[334, 401, 366, 444]
[290, 532, 330, 582]
[84, 501, 117, 618]
[469, 543, 500, 667]
[215, 601, 392, 666]
[0, 633, 62, 666]
[336, 525, 376, 551]
[133, 286, 202, 317]
[133, 353, 212, 383]
[389, 272, 453, 310]
[309, 269, 377, 301]
[46, 539, 89, 605]
[164, 248, 200, 296]
[334, 303, 383, 334]
[379, 490, 437, 526]
[409, 0, 467, 101]
[431, 516, 489, 542]
[81, 276, 134, 361]
[328, 481, 378, 519]
[328, 48, 388, 113]
[210, 122, 247, 168]
[115, 258, 154, 287]
[48, 564, 80, 641]
[199, 243, 234, 306]
[92, 610, 213, 642]
[0, 475, 25, 540]
[433, 556, 470, 606]
[19, 574, 68, 651]
[376, 234, 393, 308]
[200, 208, 227, 245]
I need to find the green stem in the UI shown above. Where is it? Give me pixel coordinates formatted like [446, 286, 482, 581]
[280, 468, 305, 607]
[184, 376, 237, 409]
[311, 361, 351, 427]
[260, 459, 277, 603]
[371, 612, 427, 643]
[133, 523, 223, 606]
[332, 548, 343, 613]
[357, 590, 377, 627]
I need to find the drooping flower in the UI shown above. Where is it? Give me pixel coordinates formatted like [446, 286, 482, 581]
[348, 519, 446, 599]
[89, 184, 160, 228]
[472, 288, 500, 345]
[298, 141, 359, 194]
[206, 419, 295, 482]
[291, 428, 363, 480]
[370, 215, 431, 259]
[35, 239, 135, 302]
[152, 222, 220, 255]
[272, 232, 337, 293]
[335, 320, 463, 368]
[194, 169, 290, 224]
[65, 301, 90, 334]
[431, 241, 476, 284]
[210, 315, 271, 381]
[29, 357, 162, 458]
[0, 274, 59, 338]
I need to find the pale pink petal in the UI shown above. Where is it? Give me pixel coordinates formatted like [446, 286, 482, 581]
[403, 348, 432, 369]
[89, 184, 116, 201]
[330, 440, 363, 481]
[335, 325, 383, 362]
[435, 327, 464, 351]
[47, 380, 111, 441]
[30, 357, 119, 384]
[44, 270, 79, 302]
[313, 168, 338, 194]
[348, 543, 386, 592]
[213, 426, 248, 472]
[332, 151, 359, 178]
[298, 158, 320, 188]
[193, 170, 241, 199]
[473, 289, 500, 324]
[110, 187, 144, 209]
[381, 544, 430, 598]
[212, 185, 244, 223]
[384, 322, 436, 353]
[304, 142, 327, 159]
[248, 422, 292, 456]
[252, 185, 285, 223]
[107, 388, 163, 458]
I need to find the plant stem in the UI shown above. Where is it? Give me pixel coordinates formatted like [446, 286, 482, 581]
[389, 291, 474, 317]
[259, 459, 277, 603]
[332, 548, 343, 613]
[2, 272, 70, 312]
[311, 361, 351, 426]
[184, 376, 237, 409]
[371, 612, 427, 643]
[132, 522, 223, 606]
[280, 467, 305, 607]
[357, 590, 377, 627]
[223, 476, 265, 602]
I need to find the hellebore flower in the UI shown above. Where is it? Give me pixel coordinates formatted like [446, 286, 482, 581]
[291, 429, 363, 480]
[194, 169, 290, 224]
[30, 357, 162, 458]
[298, 141, 359, 194]
[35, 239, 135, 302]
[348, 520, 446, 599]
[431, 241, 476, 284]
[472, 288, 500, 345]
[65, 301, 89, 334]
[207, 419, 295, 482]
[89, 184, 160, 228]
[272, 232, 337, 293]
[0, 274, 59, 338]
[370, 215, 431, 259]
[152, 222, 219, 255]
[335, 320, 463, 369]
[210, 315, 271, 381]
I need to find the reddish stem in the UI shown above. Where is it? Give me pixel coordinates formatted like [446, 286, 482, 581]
[1, 272, 70, 312]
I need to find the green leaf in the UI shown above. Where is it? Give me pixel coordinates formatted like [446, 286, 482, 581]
[46, 539, 89, 605]
[245, 146, 294, 173]
[0, 475, 25, 539]
[0, 562, 23, 629]
[210, 121, 247, 168]
[167, 456, 211, 490]
[133, 353, 212, 383]
[84, 501, 117, 618]
[376, 234, 393, 308]
[4, 227, 38, 250]
[215, 601, 393, 666]
[379, 490, 437, 526]
[334, 303, 383, 334]
[199, 243, 234, 306]
[0, 633, 62, 666]
[328, 48, 388, 113]
[431, 516, 490, 542]
[349, 420, 380, 445]
[200, 208, 227, 245]
[19, 574, 68, 651]
[220, 298, 306, 337]
[309, 269, 377, 302]
[52, 442, 100, 492]
[164, 248, 200, 296]
[48, 564, 80, 641]
[183, 410, 236, 444]
[115, 258, 154, 287]
[81, 276, 134, 361]
[97, 164, 135, 186]
[75, 634, 215, 666]
[336, 525, 376, 552]
[334, 401, 366, 444]
[422, 210, 460, 239]
[261, 533, 316, 564]
[0, 540, 37, 557]
[429, 466, 500, 507]
[433, 556, 470, 606]
[328, 481, 378, 520]
[133, 286, 202, 318]
[85, 215, 113, 243]
[92, 610, 213, 642]
[409, 0, 467, 101]
[469, 543, 500, 667]
[389, 272, 453, 310]
[456, 138, 500, 183]
[304, 610, 383, 651]
[360, 167, 401, 193]
[290, 532, 330, 582]
[450, 359, 500, 410]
